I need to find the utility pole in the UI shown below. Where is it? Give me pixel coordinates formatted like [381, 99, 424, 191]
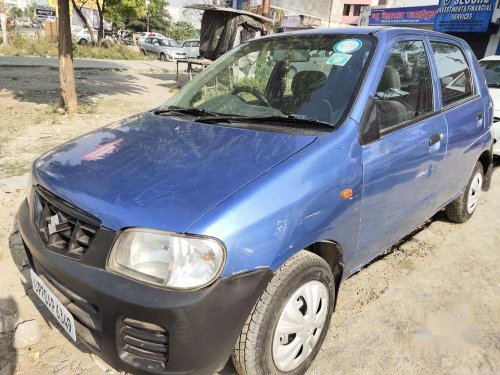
[262, 0, 270, 18]
[146, 0, 150, 32]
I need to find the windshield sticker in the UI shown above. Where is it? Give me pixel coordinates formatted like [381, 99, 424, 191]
[327, 53, 352, 66]
[333, 39, 362, 54]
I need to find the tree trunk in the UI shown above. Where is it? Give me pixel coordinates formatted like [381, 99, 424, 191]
[96, 0, 105, 45]
[1, 13, 7, 46]
[71, 0, 96, 45]
[58, 0, 78, 113]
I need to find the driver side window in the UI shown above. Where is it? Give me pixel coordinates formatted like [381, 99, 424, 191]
[375, 40, 433, 133]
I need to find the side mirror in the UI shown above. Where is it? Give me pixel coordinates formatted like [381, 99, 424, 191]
[358, 96, 380, 146]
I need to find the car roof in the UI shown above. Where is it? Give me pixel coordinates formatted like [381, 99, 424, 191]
[265, 26, 465, 44]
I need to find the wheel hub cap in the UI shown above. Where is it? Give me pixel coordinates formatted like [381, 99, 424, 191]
[272, 280, 329, 372]
[467, 172, 483, 214]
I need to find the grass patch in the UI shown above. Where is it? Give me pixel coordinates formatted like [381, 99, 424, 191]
[0, 33, 146, 60]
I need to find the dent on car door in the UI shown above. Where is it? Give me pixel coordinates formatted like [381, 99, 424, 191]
[429, 40, 485, 204]
[357, 39, 447, 263]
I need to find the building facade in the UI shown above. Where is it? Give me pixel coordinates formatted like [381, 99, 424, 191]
[360, 0, 500, 58]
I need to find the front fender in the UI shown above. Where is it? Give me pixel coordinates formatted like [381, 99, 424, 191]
[189, 121, 363, 277]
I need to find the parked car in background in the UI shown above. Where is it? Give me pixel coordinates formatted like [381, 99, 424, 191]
[20, 17, 30, 27]
[136, 32, 166, 45]
[181, 39, 201, 59]
[18, 28, 494, 375]
[140, 37, 186, 61]
[74, 29, 96, 45]
[479, 55, 500, 155]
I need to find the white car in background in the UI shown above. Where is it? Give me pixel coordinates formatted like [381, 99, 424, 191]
[181, 39, 201, 59]
[480, 55, 500, 156]
[137, 32, 166, 45]
[74, 29, 96, 45]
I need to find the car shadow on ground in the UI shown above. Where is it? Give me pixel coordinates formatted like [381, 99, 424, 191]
[1, 66, 147, 106]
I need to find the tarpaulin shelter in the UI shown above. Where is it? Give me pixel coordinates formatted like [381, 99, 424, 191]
[184, 5, 273, 61]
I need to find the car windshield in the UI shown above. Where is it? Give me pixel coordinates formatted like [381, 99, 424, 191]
[161, 34, 375, 127]
[480, 60, 500, 87]
[159, 39, 178, 47]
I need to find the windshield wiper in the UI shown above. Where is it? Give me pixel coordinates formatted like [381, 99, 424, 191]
[195, 115, 334, 129]
[153, 107, 219, 117]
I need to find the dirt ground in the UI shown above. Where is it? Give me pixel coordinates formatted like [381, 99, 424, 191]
[0, 65, 499, 375]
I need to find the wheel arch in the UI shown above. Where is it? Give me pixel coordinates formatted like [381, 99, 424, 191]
[478, 149, 493, 191]
[303, 240, 344, 307]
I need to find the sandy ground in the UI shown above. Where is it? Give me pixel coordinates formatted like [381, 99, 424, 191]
[0, 64, 499, 375]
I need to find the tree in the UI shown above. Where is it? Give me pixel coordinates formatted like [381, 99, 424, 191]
[95, 0, 107, 44]
[168, 21, 197, 41]
[58, 0, 78, 112]
[121, 0, 172, 35]
[71, 0, 97, 45]
[9, 6, 23, 19]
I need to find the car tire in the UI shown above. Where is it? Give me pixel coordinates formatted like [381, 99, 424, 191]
[79, 38, 87, 46]
[446, 161, 484, 223]
[160, 53, 167, 62]
[232, 250, 335, 375]
[141, 49, 146, 56]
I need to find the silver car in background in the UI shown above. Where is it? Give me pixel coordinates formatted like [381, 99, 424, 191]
[140, 37, 187, 61]
[181, 39, 201, 59]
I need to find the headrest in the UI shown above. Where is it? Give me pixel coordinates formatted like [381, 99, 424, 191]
[378, 66, 401, 92]
[291, 70, 327, 97]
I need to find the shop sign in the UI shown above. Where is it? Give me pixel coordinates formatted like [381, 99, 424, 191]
[369, 6, 438, 26]
[434, 0, 496, 33]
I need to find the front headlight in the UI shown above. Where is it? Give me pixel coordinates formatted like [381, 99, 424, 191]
[107, 228, 226, 290]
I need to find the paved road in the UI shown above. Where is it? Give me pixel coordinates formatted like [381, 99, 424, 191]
[0, 55, 177, 73]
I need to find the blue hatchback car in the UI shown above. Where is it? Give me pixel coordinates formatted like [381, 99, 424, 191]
[18, 27, 494, 375]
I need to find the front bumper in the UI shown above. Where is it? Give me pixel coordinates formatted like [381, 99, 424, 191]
[18, 199, 273, 375]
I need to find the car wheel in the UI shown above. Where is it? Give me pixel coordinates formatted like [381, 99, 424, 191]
[160, 53, 167, 62]
[446, 161, 484, 223]
[141, 49, 146, 56]
[79, 38, 87, 46]
[232, 250, 334, 375]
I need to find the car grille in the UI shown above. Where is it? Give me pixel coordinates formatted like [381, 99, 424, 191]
[33, 260, 103, 351]
[34, 187, 100, 258]
[118, 318, 169, 373]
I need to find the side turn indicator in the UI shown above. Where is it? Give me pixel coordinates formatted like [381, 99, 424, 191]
[340, 188, 353, 200]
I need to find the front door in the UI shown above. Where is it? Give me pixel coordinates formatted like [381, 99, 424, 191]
[358, 38, 448, 262]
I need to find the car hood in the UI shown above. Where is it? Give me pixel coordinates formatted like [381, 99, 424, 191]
[34, 113, 316, 233]
[160, 46, 184, 54]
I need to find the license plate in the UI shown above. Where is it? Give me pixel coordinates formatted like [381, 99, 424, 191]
[30, 269, 76, 341]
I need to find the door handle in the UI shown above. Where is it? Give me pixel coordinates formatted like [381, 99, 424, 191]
[476, 113, 483, 128]
[428, 133, 443, 147]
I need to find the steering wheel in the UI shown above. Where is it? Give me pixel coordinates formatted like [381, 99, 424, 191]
[232, 86, 271, 107]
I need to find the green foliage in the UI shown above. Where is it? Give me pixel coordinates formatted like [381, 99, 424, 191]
[235, 58, 274, 94]
[125, 0, 172, 35]
[74, 43, 145, 60]
[9, 6, 23, 19]
[0, 33, 145, 60]
[0, 33, 58, 57]
[168, 21, 197, 41]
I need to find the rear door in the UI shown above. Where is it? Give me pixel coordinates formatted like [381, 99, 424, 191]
[427, 38, 486, 206]
[358, 37, 448, 262]
[183, 41, 193, 58]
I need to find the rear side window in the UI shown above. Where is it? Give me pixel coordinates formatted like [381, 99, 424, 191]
[431, 42, 474, 107]
[375, 40, 433, 132]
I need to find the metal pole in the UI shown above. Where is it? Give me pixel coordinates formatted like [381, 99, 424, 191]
[262, 0, 270, 17]
[146, 0, 150, 32]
